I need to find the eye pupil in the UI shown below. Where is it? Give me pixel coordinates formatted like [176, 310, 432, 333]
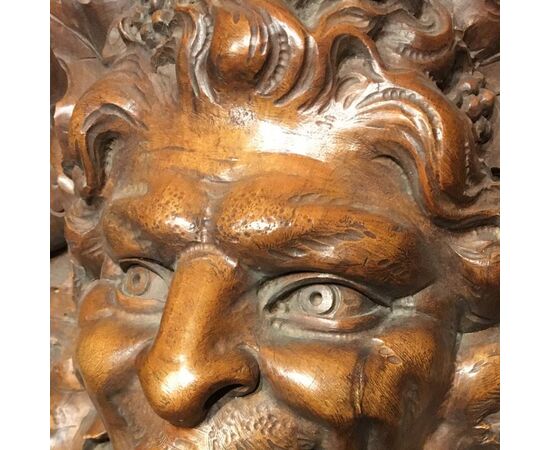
[300, 285, 336, 315]
[309, 292, 323, 306]
[124, 266, 151, 296]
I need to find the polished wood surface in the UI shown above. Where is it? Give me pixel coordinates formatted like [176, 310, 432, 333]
[50, 1, 499, 448]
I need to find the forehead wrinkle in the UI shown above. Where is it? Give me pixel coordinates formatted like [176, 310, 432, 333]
[139, 148, 243, 185]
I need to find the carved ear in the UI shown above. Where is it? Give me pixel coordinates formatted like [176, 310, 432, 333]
[450, 226, 499, 332]
[66, 67, 151, 198]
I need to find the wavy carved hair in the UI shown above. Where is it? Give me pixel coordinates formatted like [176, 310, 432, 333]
[66, 0, 497, 226]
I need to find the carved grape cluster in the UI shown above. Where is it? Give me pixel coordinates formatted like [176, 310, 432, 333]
[448, 71, 496, 144]
[119, 0, 180, 67]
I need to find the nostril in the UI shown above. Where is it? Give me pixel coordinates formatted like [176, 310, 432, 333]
[138, 344, 261, 427]
[203, 383, 247, 413]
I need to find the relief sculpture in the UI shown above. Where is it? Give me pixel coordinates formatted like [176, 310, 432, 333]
[50, 1, 500, 448]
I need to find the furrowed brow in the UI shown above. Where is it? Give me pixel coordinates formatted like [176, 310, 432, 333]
[218, 204, 433, 291]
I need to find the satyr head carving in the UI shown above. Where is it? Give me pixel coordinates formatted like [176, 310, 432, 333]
[52, 0, 499, 448]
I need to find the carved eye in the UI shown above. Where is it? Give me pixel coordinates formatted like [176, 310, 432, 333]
[123, 266, 152, 296]
[262, 274, 388, 333]
[116, 260, 171, 312]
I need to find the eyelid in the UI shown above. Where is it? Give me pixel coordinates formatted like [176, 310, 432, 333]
[258, 272, 390, 308]
[119, 258, 173, 281]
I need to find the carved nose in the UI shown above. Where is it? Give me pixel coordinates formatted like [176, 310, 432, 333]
[137, 248, 259, 427]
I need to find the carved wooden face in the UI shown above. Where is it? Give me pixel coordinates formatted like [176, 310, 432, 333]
[72, 105, 468, 448]
[56, 1, 499, 448]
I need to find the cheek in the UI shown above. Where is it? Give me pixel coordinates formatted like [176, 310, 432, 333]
[77, 281, 115, 324]
[361, 319, 457, 426]
[259, 343, 363, 425]
[75, 294, 156, 398]
[259, 320, 457, 428]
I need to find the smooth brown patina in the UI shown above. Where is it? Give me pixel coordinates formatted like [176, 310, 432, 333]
[50, 0, 500, 449]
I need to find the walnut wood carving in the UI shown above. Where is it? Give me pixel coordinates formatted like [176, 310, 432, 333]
[50, 1, 500, 449]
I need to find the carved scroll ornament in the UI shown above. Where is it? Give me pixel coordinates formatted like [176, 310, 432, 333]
[50, 1, 500, 449]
